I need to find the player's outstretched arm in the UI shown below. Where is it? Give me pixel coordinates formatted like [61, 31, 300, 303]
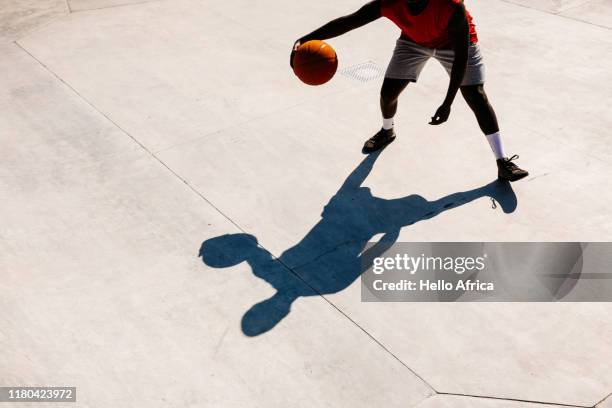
[290, 1, 381, 67]
[430, 3, 470, 125]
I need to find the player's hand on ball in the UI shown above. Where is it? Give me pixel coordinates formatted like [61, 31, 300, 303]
[290, 40, 301, 68]
[429, 103, 451, 125]
[291, 40, 338, 85]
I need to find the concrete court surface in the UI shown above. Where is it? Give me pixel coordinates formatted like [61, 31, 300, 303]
[1, 0, 612, 407]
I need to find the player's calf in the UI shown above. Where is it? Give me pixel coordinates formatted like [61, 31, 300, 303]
[363, 78, 410, 153]
[462, 85, 529, 182]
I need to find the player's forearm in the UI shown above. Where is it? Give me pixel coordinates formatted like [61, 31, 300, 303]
[443, 4, 470, 106]
[299, 16, 363, 42]
[298, 1, 381, 43]
[443, 47, 468, 105]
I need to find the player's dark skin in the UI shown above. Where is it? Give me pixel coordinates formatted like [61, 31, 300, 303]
[291, 0, 499, 135]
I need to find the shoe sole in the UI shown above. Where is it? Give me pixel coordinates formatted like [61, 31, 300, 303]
[362, 135, 396, 154]
[499, 172, 529, 182]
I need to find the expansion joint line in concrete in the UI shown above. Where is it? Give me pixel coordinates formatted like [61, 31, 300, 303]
[435, 391, 591, 408]
[595, 393, 612, 407]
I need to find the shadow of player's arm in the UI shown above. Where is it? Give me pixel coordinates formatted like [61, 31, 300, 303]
[336, 151, 382, 196]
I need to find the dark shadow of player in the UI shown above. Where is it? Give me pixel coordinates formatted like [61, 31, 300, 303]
[199, 151, 517, 336]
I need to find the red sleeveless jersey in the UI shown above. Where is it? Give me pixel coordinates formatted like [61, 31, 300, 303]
[380, 0, 478, 48]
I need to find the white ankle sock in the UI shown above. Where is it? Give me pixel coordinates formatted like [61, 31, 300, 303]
[486, 131, 505, 160]
[382, 117, 394, 130]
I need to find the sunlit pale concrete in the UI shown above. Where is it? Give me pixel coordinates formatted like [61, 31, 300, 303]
[2, 0, 612, 407]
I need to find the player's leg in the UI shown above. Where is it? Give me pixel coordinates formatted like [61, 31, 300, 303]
[461, 85, 528, 182]
[460, 85, 498, 135]
[363, 78, 411, 153]
[363, 39, 430, 153]
[436, 44, 528, 181]
[381, 78, 411, 121]
[363, 79, 410, 153]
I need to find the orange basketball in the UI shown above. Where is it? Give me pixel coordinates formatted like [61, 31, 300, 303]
[292, 40, 338, 86]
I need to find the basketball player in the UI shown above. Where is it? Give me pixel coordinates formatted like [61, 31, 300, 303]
[291, 0, 529, 181]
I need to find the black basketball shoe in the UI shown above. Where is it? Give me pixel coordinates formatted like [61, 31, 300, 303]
[363, 128, 396, 154]
[497, 155, 529, 182]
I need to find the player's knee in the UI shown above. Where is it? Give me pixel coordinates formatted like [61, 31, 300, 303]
[462, 85, 488, 107]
